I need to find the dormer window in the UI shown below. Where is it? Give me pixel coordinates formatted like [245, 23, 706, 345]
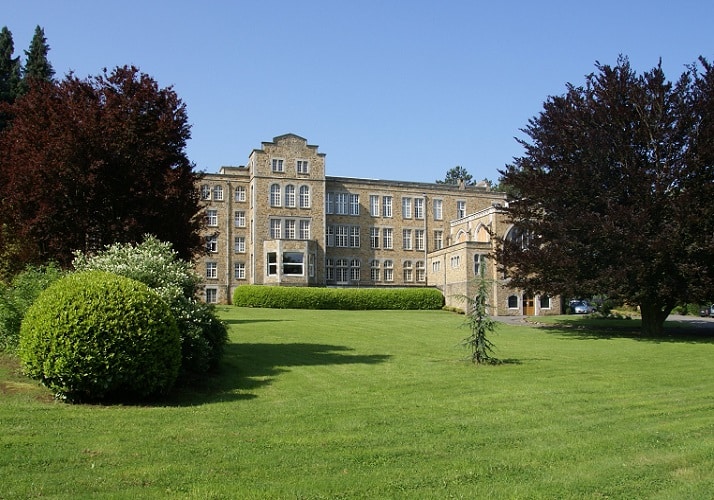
[272, 159, 284, 173]
[297, 160, 309, 174]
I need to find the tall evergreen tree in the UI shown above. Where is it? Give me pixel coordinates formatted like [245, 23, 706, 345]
[19, 26, 54, 94]
[0, 26, 21, 129]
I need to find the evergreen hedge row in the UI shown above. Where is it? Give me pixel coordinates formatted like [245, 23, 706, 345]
[233, 285, 444, 310]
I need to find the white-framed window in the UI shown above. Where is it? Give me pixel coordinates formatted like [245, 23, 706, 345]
[370, 227, 379, 249]
[205, 287, 217, 303]
[403, 229, 412, 250]
[457, 200, 466, 219]
[349, 194, 360, 215]
[336, 193, 349, 215]
[325, 258, 334, 281]
[270, 219, 282, 239]
[284, 219, 296, 239]
[234, 211, 246, 228]
[350, 226, 360, 248]
[474, 254, 486, 277]
[213, 185, 224, 201]
[326, 225, 334, 247]
[350, 259, 361, 281]
[451, 255, 461, 268]
[267, 252, 278, 275]
[206, 209, 218, 227]
[383, 228, 393, 249]
[540, 295, 551, 309]
[402, 197, 412, 219]
[370, 259, 380, 281]
[206, 262, 218, 279]
[383, 196, 393, 217]
[415, 229, 425, 251]
[235, 185, 246, 202]
[508, 295, 519, 309]
[370, 195, 380, 216]
[336, 258, 349, 283]
[403, 260, 413, 282]
[432, 260, 441, 273]
[206, 235, 218, 253]
[416, 260, 425, 282]
[434, 230, 443, 250]
[299, 220, 310, 239]
[271, 158, 284, 173]
[299, 185, 310, 208]
[414, 198, 424, 219]
[270, 184, 281, 207]
[297, 159, 309, 174]
[283, 252, 304, 275]
[308, 253, 315, 277]
[201, 184, 211, 200]
[234, 262, 246, 280]
[325, 192, 334, 214]
[383, 259, 394, 282]
[285, 185, 296, 207]
[235, 236, 245, 253]
[433, 199, 443, 220]
[335, 225, 349, 247]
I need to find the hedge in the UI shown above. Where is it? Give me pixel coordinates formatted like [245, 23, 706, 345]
[233, 285, 444, 310]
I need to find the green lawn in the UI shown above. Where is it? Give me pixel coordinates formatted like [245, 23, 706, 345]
[2, 308, 713, 498]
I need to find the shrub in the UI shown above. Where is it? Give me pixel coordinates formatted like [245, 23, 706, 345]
[233, 285, 444, 310]
[73, 236, 227, 375]
[0, 264, 64, 352]
[19, 271, 181, 402]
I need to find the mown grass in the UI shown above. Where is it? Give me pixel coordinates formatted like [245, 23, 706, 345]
[1, 308, 714, 498]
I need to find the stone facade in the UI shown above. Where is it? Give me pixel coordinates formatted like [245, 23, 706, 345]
[194, 133, 561, 316]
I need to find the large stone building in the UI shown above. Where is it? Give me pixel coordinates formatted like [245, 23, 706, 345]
[194, 133, 560, 316]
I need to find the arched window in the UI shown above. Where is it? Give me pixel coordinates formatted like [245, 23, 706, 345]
[403, 260, 413, 282]
[285, 184, 296, 207]
[270, 184, 281, 207]
[508, 295, 519, 309]
[506, 225, 533, 250]
[299, 185, 310, 208]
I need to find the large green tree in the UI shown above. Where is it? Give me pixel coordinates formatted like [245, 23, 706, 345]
[0, 66, 204, 277]
[436, 165, 473, 186]
[18, 25, 54, 94]
[497, 56, 714, 336]
[0, 27, 21, 129]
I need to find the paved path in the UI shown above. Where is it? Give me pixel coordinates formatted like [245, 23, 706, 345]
[494, 314, 714, 332]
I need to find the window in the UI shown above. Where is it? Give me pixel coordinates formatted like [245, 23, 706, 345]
[283, 252, 304, 275]
[457, 200, 466, 219]
[383, 228, 393, 249]
[403, 229, 412, 250]
[540, 295, 551, 309]
[349, 226, 360, 247]
[349, 194, 360, 215]
[434, 230, 443, 250]
[403, 260, 413, 282]
[234, 262, 246, 280]
[432, 260, 441, 273]
[205, 288, 217, 303]
[206, 262, 217, 279]
[297, 160, 309, 174]
[451, 255, 461, 268]
[325, 258, 334, 281]
[206, 209, 218, 227]
[370, 260, 380, 281]
[299, 186, 310, 208]
[235, 236, 245, 253]
[383, 260, 394, 282]
[336, 258, 349, 283]
[235, 186, 246, 202]
[370, 227, 379, 249]
[201, 184, 211, 200]
[350, 259, 361, 281]
[325, 192, 333, 214]
[383, 196, 393, 217]
[370, 195, 380, 216]
[402, 197, 412, 219]
[270, 219, 282, 239]
[234, 211, 246, 228]
[267, 252, 278, 275]
[213, 185, 224, 201]
[474, 254, 486, 277]
[415, 229, 425, 251]
[508, 295, 519, 309]
[206, 235, 218, 253]
[433, 199, 443, 220]
[270, 184, 281, 207]
[335, 225, 349, 247]
[272, 158, 284, 172]
[414, 198, 424, 219]
[416, 261, 425, 282]
[308, 254, 315, 277]
[284, 219, 296, 239]
[336, 193, 348, 215]
[326, 225, 334, 247]
[299, 220, 310, 239]
[285, 185, 296, 207]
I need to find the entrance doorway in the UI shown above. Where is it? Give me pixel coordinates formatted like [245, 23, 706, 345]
[523, 293, 535, 315]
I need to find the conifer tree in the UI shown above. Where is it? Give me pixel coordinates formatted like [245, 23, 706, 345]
[0, 26, 21, 129]
[19, 26, 54, 94]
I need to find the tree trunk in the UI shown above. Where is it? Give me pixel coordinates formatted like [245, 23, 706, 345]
[639, 301, 674, 336]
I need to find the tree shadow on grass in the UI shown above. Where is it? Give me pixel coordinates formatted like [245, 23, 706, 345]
[165, 342, 391, 406]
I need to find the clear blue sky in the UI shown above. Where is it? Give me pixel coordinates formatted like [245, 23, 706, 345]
[5, 0, 713, 183]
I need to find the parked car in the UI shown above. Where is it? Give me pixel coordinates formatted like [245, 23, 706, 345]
[699, 304, 714, 317]
[570, 300, 596, 314]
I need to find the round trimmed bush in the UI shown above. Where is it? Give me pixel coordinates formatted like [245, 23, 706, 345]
[19, 271, 181, 402]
